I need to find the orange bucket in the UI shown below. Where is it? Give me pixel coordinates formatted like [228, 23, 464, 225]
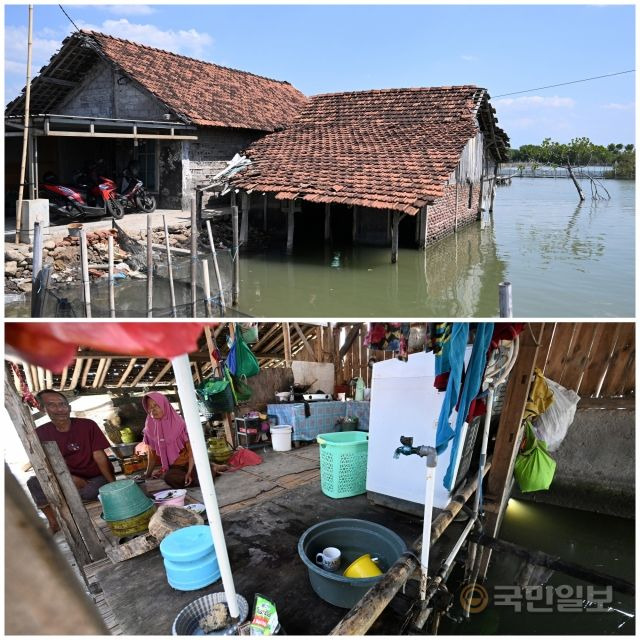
[343, 554, 382, 579]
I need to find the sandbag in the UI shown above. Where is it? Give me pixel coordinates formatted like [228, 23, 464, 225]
[534, 378, 580, 452]
[514, 422, 556, 492]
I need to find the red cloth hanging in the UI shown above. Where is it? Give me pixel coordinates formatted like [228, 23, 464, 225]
[6, 322, 213, 372]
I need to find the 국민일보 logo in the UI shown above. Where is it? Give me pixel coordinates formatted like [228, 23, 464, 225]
[459, 583, 490, 614]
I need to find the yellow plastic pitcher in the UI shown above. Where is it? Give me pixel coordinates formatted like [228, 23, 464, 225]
[343, 554, 382, 579]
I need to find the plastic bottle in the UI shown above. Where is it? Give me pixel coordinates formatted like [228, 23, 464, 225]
[355, 377, 365, 402]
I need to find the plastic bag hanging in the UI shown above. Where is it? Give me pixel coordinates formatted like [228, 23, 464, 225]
[227, 324, 260, 377]
[514, 421, 557, 492]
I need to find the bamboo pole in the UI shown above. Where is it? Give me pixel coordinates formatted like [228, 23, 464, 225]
[499, 281, 513, 317]
[171, 354, 240, 618]
[163, 214, 177, 318]
[202, 259, 213, 318]
[79, 228, 91, 318]
[191, 196, 198, 316]
[232, 204, 240, 307]
[206, 219, 226, 313]
[15, 4, 33, 244]
[108, 235, 115, 318]
[146, 213, 153, 318]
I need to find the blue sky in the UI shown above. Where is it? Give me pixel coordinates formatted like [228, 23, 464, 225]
[4, 4, 635, 148]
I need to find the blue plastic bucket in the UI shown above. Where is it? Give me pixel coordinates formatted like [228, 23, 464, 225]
[160, 525, 221, 591]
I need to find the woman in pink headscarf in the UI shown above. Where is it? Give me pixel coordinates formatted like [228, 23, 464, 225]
[142, 392, 227, 488]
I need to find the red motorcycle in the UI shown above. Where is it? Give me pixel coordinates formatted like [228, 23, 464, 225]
[39, 171, 125, 220]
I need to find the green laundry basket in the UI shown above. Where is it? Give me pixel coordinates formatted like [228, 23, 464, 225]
[316, 431, 369, 499]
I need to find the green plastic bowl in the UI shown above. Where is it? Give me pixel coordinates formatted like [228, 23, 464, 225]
[99, 479, 154, 522]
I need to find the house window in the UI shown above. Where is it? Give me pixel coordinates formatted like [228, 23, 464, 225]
[137, 140, 157, 191]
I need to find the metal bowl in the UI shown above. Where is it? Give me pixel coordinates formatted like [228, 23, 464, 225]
[111, 442, 141, 459]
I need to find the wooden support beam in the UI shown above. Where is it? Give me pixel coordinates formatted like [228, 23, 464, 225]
[391, 211, 399, 263]
[45, 369, 53, 389]
[42, 442, 109, 560]
[68, 359, 83, 391]
[324, 203, 331, 241]
[30, 365, 40, 393]
[116, 358, 137, 388]
[130, 358, 156, 387]
[282, 322, 293, 368]
[150, 361, 173, 386]
[92, 358, 107, 389]
[97, 358, 112, 389]
[5, 377, 93, 570]
[286, 200, 295, 255]
[292, 323, 316, 361]
[240, 192, 250, 244]
[80, 358, 93, 388]
[339, 325, 361, 359]
[478, 322, 544, 578]
[37, 366, 46, 391]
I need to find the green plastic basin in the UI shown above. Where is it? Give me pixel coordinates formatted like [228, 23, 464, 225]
[297, 518, 407, 608]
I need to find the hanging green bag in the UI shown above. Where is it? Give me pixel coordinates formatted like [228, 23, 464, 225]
[228, 325, 260, 378]
[232, 375, 253, 403]
[514, 421, 556, 492]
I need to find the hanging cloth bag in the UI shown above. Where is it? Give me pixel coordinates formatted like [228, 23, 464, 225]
[228, 325, 260, 378]
[514, 421, 557, 492]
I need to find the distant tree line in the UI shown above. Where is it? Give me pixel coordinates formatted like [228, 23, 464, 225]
[506, 137, 635, 179]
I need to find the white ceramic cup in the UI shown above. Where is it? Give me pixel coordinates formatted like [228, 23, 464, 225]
[316, 546, 341, 572]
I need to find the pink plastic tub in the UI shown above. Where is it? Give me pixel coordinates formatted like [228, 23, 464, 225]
[153, 489, 187, 507]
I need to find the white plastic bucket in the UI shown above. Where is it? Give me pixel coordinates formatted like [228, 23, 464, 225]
[271, 425, 293, 452]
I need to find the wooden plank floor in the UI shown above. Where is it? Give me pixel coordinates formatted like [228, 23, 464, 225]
[57, 444, 321, 634]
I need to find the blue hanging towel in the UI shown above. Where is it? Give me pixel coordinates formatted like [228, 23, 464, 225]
[442, 322, 494, 490]
[435, 323, 469, 454]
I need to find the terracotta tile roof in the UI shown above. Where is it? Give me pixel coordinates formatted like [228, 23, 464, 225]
[84, 31, 308, 131]
[232, 86, 509, 214]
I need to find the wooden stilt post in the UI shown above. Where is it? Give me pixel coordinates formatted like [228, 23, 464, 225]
[146, 213, 153, 318]
[163, 214, 177, 318]
[79, 228, 91, 318]
[231, 204, 240, 307]
[108, 235, 115, 318]
[352, 205, 358, 242]
[489, 162, 499, 213]
[324, 203, 331, 241]
[477, 175, 484, 220]
[263, 193, 268, 232]
[287, 200, 295, 255]
[240, 192, 250, 244]
[391, 211, 399, 263]
[190, 196, 198, 317]
[499, 281, 513, 318]
[476, 323, 543, 580]
[206, 219, 226, 314]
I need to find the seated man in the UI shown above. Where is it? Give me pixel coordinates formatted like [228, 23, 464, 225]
[26, 389, 116, 533]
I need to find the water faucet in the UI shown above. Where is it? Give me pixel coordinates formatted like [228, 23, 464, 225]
[393, 436, 437, 467]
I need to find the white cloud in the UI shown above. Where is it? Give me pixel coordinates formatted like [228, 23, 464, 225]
[460, 55, 478, 62]
[101, 5, 156, 16]
[602, 102, 635, 111]
[494, 95, 575, 109]
[76, 18, 214, 59]
[4, 25, 66, 70]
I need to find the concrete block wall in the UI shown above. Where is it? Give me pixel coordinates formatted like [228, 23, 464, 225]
[182, 128, 262, 209]
[426, 181, 481, 245]
[515, 407, 635, 518]
[58, 61, 166, 121]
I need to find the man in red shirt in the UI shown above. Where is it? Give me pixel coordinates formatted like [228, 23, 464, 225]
[26, 390, 116, 532]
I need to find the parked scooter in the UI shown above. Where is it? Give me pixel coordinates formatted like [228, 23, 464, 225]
[118, 165, 156, 213]
[39, 171, 125, 220]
